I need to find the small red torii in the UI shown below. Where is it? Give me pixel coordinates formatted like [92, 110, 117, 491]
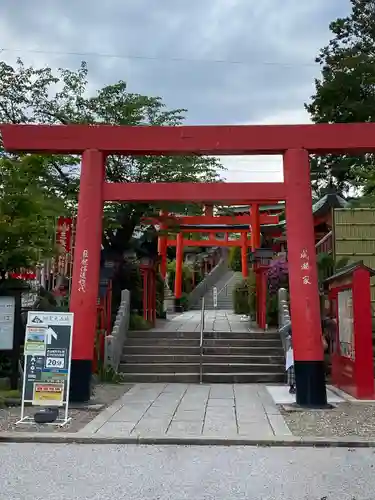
[142, 211, 277, 288]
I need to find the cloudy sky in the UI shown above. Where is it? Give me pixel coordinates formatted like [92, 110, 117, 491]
[0, 0, 351, 182]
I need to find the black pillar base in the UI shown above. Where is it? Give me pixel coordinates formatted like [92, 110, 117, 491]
[295, 360, 328, 408]
[69, 360, 92, 403]
[174, 298, 183, 312]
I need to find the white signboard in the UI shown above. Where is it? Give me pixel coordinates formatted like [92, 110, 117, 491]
[213, 287, 218, 308]
[17, 311, 74, 427]
[0, 296, 15, 350]
[338, 289, 355, 360]
[286, 347, 294, 371]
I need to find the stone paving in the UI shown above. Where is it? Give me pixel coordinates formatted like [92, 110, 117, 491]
[82, 383, 291, 438]
[155, 310, 261, 333]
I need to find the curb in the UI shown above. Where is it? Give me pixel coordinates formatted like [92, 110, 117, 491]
[1, 432, 375, 448]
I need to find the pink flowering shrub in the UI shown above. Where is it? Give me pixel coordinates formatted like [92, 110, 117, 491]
[267, 257, 289, 295]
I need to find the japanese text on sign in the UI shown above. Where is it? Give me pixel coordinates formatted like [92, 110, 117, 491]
[56, 217, 73, 253]
[33, 382, 64, 406]
[300, 248, 311, 285]
[78, 249, 89, 292]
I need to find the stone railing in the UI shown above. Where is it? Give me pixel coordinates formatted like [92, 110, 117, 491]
[104, 289, 130, 372]
[188, 250, 229, 308]
[278, 287, 291, 354]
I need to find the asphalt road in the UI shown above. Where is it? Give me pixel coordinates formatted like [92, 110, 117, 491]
[1, 443, 374, 499]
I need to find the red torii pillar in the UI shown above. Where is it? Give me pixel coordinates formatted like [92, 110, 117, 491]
[284, 148, 327, 407]
[251, 203, 264, 328]
[140, 262, 157, 325]
[241, 232, 248, 278]
[204, 204, 215, 241]
[157, 209, 168, 280]
[174, 232, 184, 311]
[69, 149, 104, 402]
[251, 203, 260, 251]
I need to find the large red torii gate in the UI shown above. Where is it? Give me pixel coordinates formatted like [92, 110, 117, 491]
[3, 122, 375, 407]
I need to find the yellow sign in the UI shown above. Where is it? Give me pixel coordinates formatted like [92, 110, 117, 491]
[32, 383, 64, 407]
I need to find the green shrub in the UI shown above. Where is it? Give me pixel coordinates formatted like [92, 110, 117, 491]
[129, 314, 152, 331]
[155, 272, 165, 318]
[229, 247, 241, 272]
[193, 266, 204, 285]
[233, 279, 250, 314]
[245, 270, 280, 325]
[112, 261, 143, 317]
[97, 365, 125, 384]
[167, 260, 193, 293]
[180, 292, 190, 311]
[266, 293, 279, 326]
[247, 270, 257, 318]
[316, 252, 350, 285]
[0, 353, 11, 377]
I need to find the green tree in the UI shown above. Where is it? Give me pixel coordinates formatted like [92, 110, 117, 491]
[0, 58, 223, 260]
[0, 155, 64, 277]
[305, 0, 375, 196]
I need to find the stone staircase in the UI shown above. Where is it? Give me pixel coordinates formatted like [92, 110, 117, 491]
[119, 329, 285, 383]
[190, 271, 243, 311]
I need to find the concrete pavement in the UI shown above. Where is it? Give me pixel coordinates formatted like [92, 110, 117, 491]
[157, 310, 260, 333]
[81, 383, 291, 438]
[3, 383, 374, 447]
[1, 443, 374, 499]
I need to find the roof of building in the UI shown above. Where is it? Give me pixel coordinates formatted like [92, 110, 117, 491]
[312, 193, 349, 218]
[324, 260, 375, 284]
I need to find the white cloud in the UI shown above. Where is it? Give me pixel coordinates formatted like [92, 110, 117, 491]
[0, 0, 351, 127]
[220, 107, 312, 182]
[0, 0, 351, 188]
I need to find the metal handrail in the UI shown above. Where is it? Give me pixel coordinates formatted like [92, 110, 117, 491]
[199, 296, 205, 384]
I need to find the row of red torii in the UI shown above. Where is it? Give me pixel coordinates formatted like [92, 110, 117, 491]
[143, 209, 276, 328]
[2, 121, 373, 408]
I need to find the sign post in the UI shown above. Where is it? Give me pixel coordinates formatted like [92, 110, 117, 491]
[0, 282, 26, 389]
[212, 287, 218, 309]
[0, 296, 15, 350]
[16, 311, 74, 427]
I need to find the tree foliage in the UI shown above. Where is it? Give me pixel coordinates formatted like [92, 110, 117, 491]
[0, 155, 64, 274]
[0, 58, 223, 259]
[305, 0, 375, 197]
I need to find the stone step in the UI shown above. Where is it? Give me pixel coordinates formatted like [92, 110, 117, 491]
[119, 362, 284, 374]
[119, 373, 200, 383]
[118, 372, 285, 383]
[204, 332, 279, 340]
[119, 363, 201, 374]
[193, 305, 233, 309]
[127, 330, 280, 340]
[124, 345, 202, 355]
[124, 345, 284, 356]
[203, 372, 285, 383]
[124, 338, 282, 348]
[125, 338, 200, 347]
[193, 296, 234, 302]
[122, 317, 284, 384]
[200, 297, 234, 302]
[121, 354, 284, 364]
[203, 338, 282, 347]
[203, 346, 284, 356]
